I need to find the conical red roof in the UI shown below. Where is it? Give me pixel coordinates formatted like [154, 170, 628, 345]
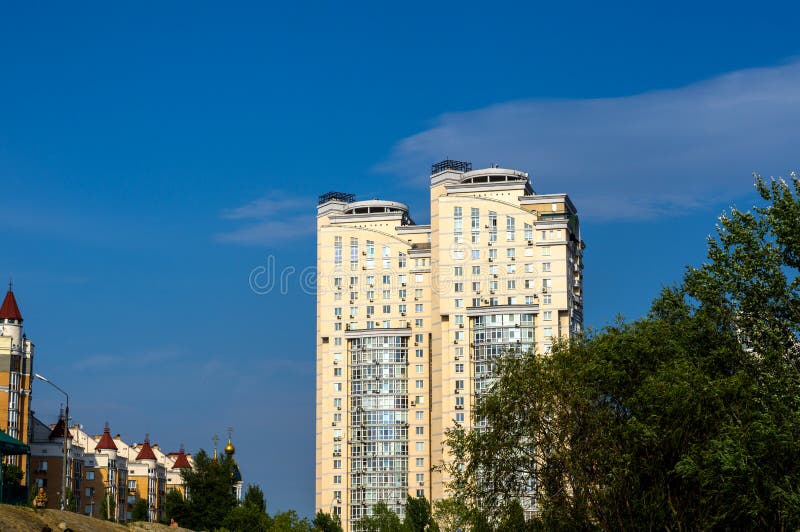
[136, 436, 157, 461]
[172, 446, 191, 469]
[0, 288, 22, 321]
[49, 416, 72, 440]
[95, 423, 117, 451]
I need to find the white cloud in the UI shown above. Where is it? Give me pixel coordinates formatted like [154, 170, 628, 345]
[380, 59, 800, 220]
[216, 194, 314, 245]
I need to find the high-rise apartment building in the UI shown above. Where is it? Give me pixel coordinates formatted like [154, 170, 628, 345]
[316, 161, 584, 529]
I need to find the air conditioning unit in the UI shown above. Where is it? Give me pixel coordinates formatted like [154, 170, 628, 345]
[337, 406, 342, 410]
[362, 266, 366, 270]
[454, 389, 460, 394]
[333, 360, 339, 365]
[510, 257, 516, 261]
[487, 242, 492, 246]
[485, 224, 489, 228]
[453, 340, 458, 345]
[401, 282, 406, 287]
[542, 287, 549, 293]
[369, 298, 374, 302]
[401, 312, 406, 316]
[459, 324, 464, 328]
[410, 401, 416, 406]
[349, 300, 354, 304]
[332, 422, 337, 426]
[336, 286, 342, 290]
[455, 405, 464, 410]
[366, 314, 371, 318]
[488, 258, 493, 262]
[454, 355, 460, 360]
[336, 315, 342, 319]
[493, 274, 498, 278]
[362, 251, 366, 256]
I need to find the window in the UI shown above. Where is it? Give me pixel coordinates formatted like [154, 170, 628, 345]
[525, 263, 534, 273]
[334, 292, 342, 301]
[38, 461, 48, 472]
[416, 364, 424, 374]
[471, 208, 480, 243]
[333, 413, 342, 422]
[453, 207, 463, 243]
[489, 264, 499, 275]
[455, 363, 464, 373]
[399, 289, 406, 299]
[454, 299, 463, 308]
[416, 380, 424, 389]
[507, 248, 516, 259]
[415, 334, 424, 343]
[415, 304, 423, 312]
[542, 262, 551, 272]
[86, 471, 95, 481]
[382, 305, 391, 314]
[334, 307, 342, 316]
[543, 278, 552, 289]
[506, 216, 515, 240]
[417, 473, 425, 482]
[544, 327, 553, 338]
[334, 337, 342, 346]
[382, 274, 391, 285]
[415, 274, 424, 283]
[454, 282, 463, 293]
[350, 237, 358, 270]
[472, 298, 481, 306]
[525, 280, 534, 289]
[541, 246, 551, 256]
[416, 458, 424, 467]
[454, 315, 464, 325]
[525, 296, 535, 304]
[416, 411, 424, 420]
[455, 396, 465, 407]
[488, 249, 497, 259]
[489, 211, 497, 242]
[334, 367, 342, 376]
[507, 280, 516, 289]
[415, 319, 424, 327]
[399, 274, 406, 284]
[456, 413, 465, 422]
[507, 264, 516, 274]
[399, 253, 407, 268]
[85, 487, 94, 497]
[334, 236, 342, 268]
[334, 383, 342, 392]
[543, 294, 552, 305]
[416, 441, 425, 451]
[415, 395, 424, 404]
[415, 288, 423, 298]
[399, 304, 407, 314]
[453, 266, 463, 276]
[472, 265, 480, 275]
[383, 246, 391, 269]
[333, 475, 342, 484]
[471, 249, 480, 259]
[416, 349, 424, 358]
[524, 223, 533, 240]
[333, 460, 341, 469]
[472, 282, 480, 292]
[334, 398, 342, 408]
[543, 311, 553, 321]
[416, 427, 424, 435]
[366, 305, 375, 315]
[382, 290, 391, 299]
[456, 380, 465, 390]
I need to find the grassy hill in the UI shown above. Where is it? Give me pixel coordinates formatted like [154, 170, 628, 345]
[0, 505, 194, 532]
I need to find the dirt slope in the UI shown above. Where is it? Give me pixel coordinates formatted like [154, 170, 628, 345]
[0, 505, 194, 532]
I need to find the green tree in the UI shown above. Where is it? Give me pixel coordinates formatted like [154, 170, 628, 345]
[441, 174, 800, 529]
[269, 509, 313, 531]
[244, 483, 267, 513]
[312, 510, 343, 532]
[99, 489, 116, 521]
[164, 488, 189, 525]
[132, 498, 148, 521]
[180, 449, 238, 530]
[355, 502, 403, 532]
[223, 503, 272, 531]
[403, 495, 438, 532]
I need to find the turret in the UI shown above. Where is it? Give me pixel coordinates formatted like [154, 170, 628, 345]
[95, 422, 118, 459]
[0, 281, 24, 346]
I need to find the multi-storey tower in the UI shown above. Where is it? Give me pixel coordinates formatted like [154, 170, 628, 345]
[0, 282, 35, 473]
[316, 162, 584, 530]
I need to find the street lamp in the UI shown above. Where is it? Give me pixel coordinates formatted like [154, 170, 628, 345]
[34, 373, 69, 511]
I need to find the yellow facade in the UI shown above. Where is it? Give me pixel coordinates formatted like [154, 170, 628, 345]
[316, 163, 584, 530]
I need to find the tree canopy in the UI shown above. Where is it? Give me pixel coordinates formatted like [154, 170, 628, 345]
[441, 174, 800, 529]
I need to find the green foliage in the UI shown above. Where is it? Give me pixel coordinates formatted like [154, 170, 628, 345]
[269, 509, 312, 531]
[441, 174, 800, 529]
[403, 496, 438, 532]
[223, 502, 272, 531]
[99, 489, 116, 521]
[131, 497, 148, 521]
[245, 483, 267, 513]
[355, 502, 403, 532]
[312, 510, 343, 532]
[64, 487, 76, 512]
[180, 449, 238, 530]
[164, 488, 189, 525]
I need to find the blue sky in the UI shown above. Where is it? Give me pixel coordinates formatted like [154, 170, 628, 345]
[1, 0, 798, 517]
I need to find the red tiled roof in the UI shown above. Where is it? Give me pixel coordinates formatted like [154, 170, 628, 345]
[95, 423, 117, 451]
[136, 436, 157, 461]
[172, 446, 191, 469]
[0, 289, 22, 321]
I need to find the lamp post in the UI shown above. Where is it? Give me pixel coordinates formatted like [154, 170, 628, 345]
[34, 373, 69, 511]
